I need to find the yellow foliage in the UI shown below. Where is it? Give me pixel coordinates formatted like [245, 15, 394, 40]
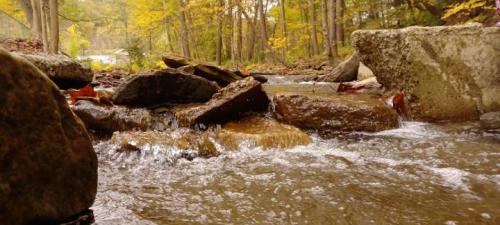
[443, 0, 494, 20]
[268, 37, 287, 50]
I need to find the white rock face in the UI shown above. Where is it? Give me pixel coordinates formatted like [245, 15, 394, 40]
[353, 24, 500, 121]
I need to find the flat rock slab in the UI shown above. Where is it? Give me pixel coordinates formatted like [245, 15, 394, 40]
[14, 52, 93, 89]
[162, 55, 191, 68]
[193, 64, 242, 86]
[0, 49, 97, 224]
[72, 100, 152, 133]
[112, 68, 219, 107]
[176, 77, 270, 127]
[272, 93, 400, 134]
[353, 24, 500, 121]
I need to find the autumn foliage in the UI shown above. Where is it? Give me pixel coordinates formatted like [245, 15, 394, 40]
[69, 84, 96, 104]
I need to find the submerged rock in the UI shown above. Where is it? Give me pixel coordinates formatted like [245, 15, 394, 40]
[480, 112, 500, 131]
[272, 93, 400, 134]
[14, 52, 93, 89]
[72, 100, 152, 133]
[0, 49, 97, 224]
[176, 77, 270, 127]
[112, 68, 219, 107]
[110, 130, 219, 158]
[353, 24, 500, 121]
[216, 116, 312, 150]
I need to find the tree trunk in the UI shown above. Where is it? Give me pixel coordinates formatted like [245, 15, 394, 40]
[49, 0, 59, 53]
[335, 0, 344, 47]
[216, 0, 223, 65]
[320, 0, 332, 62]
[257, 0, 268, 61]
[236, 0, 243, 66]
[19, 0, 34, 33]
[307, 0, 319, 55]
[328, 0, 338, 58]
[30, 0, 42, 39]
[40, 0, 49, 53]
[279, 0, 287, 62]
[225, 0, 233, 61]
[178, 0, 191, 58]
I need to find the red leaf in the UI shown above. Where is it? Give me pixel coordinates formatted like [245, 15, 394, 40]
[69, 84, 96, 104]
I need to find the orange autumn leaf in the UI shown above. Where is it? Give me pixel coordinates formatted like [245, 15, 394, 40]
[70, 84, 97, 104]
[242, 68, 249, 77]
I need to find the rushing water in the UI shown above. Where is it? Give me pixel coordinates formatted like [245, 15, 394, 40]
[92, 121, 500, 225]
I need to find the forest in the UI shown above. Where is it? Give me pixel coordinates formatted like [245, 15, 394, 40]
[0, 0, 497, 71]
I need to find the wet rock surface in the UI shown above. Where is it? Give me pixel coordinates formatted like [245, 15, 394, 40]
[216, 116, 312, 150]
[480, 111, 500, 131]
[112, 68, 219, 107]
[13, 52, 93, 89]
[0, 49, 97, 224]
[272, 93, 400, 134]
[72, 100, 152, 133]
[176, 77, 270, 127]
[353, 24, 500, 121]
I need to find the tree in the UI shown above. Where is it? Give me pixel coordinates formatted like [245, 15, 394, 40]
[49, 0, 58, 53]
[307, 0, 319, 55]
[335, 0, 344, 46]
[328, 0, 338, 58]
[279, 0, 287, 61]
[216, 0, 223, 65]
[178, 0, 190, 58]
[320, 0, 332, 62]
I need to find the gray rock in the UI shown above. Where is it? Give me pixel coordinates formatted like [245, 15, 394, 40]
[14, 52, 93, 89]
[0, 48, 97, 224]
[112, 68, 219, 107]
[72, 100, 152, 133]
[353, 24, 500, 121]
[480, 112, 500, 131]
[317, 53, 360, 82]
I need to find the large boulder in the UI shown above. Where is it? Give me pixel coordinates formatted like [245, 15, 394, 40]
[72, 100, 152, 133]
[14, 52, 93, 89]
[353, 24, 500, 121]
[0, 49, 97, 224]
[272, 94, 400, 135]
[176, 77, 270, 127]
[112, 68, 219, 107]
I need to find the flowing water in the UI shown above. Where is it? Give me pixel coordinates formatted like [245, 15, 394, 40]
[92, 77, 500, 225]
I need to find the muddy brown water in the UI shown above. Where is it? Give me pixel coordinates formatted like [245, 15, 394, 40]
[92, 77, 500, 225]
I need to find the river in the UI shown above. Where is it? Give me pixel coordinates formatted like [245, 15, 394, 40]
[91, 76, 500, 225]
